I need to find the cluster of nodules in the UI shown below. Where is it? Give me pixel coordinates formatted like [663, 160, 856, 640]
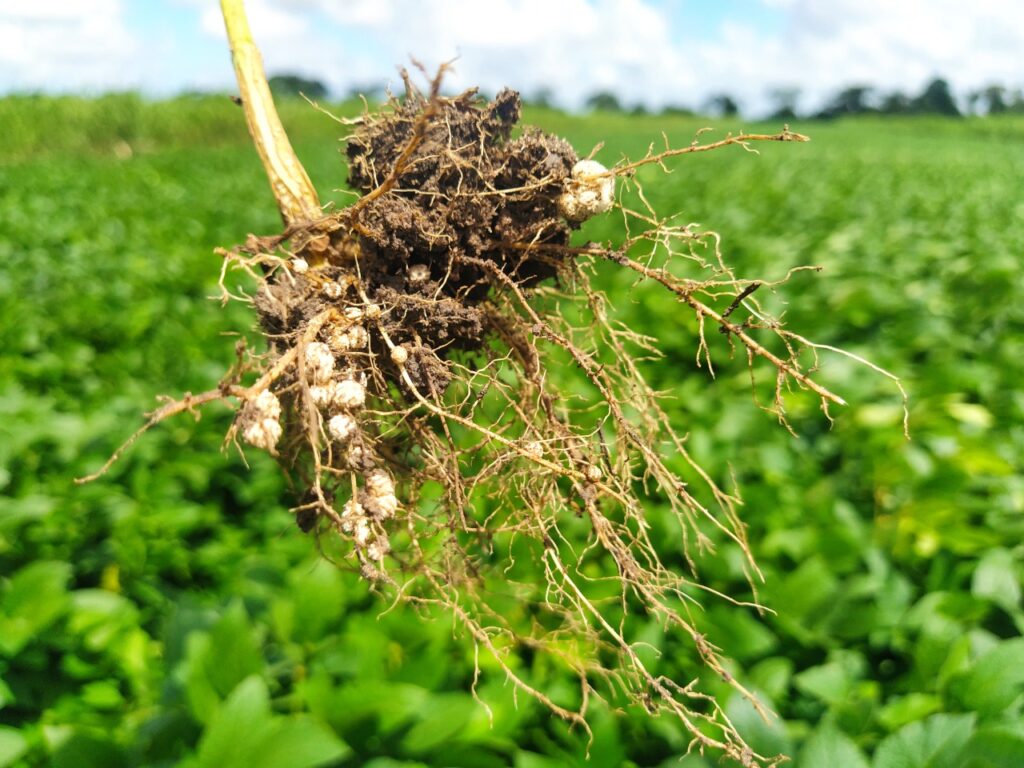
[236, 315, 375, 458]
[235, 303, 407, 566]
[340, 467, 397, 565]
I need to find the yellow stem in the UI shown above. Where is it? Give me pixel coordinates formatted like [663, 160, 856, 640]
[220, 0, 321, 226]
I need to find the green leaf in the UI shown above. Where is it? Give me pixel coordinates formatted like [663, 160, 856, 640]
[182, 633, 221, 724]
[194, 677, 348, 768]
[248, 717, 351, 768]
[182, 600, 265, 723]
[0, 495, 56, 533]
[971, 549, 1021, 612]
[204, 601, 264, 697]
[873, 713, 975, 768]
[748, 657, 794, 703]
[0, 561, 71, 655]
[79, 680, 125, 710]
[66, 590, 138, 652]
[401, 693, 478, 753]
[0, 728, 28, 768]
[282, 560, 347, 644]
[800, 721, 869, 768]
[49, 729, 130, 768]
[793, 652, 866, 706]
[945, 402, 993, 429]
[193, 676, 271, 768]
[304, 677, 428, 735]
[877, 694, 942, 732]
[514, 753, 567, 768]
[705, 605, 778, 661]
[771, 557, 838, 626]
[51, 732, 129, 768]
[724, 693, 790, 759]
[950, 638, 1024, 717]
[961, 723, 1024, 768]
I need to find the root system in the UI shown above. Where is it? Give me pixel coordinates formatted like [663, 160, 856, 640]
[81, 67, 906, 766]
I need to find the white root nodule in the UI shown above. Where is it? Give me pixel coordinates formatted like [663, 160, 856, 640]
[366, 493, 399, 519]
[329, 324, 369, 352]
[240, 389, 283, 451]
[328, 413, 357, 443]
[365, 468, 395, 498]
[558, 159, 615, 222]
[305, 341, 336, 383]
[334, 379, 366, 410]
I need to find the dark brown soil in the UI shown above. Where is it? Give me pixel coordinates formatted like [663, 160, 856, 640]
[251, 84, 581, 397]
[346, 86, 577, 291]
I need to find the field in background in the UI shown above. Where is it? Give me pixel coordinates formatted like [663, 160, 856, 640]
[1, 95, 1023, 767]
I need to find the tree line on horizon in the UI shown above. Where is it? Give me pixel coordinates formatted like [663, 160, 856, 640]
[3, 72, 1018, 123]
[266, 74, 1023, 121]
[577, 77, 1024, 120]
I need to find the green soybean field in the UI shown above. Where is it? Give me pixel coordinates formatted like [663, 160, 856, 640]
[1, 95, 1022, 767]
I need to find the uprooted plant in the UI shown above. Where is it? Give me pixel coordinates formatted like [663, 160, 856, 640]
[79, 1, 908, 765]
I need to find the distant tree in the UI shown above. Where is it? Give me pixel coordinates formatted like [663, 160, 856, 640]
[879, 90, 912, 115]
[1003, 88, 1024, 114]
[705, 93, 740, 117]
[528, 87, 555, 108]
[345, 82, 386, 102]
[177, 89, 218, 100]
[660, 104, 696, 117]
[980, 84, 1007, 114]
[268, 74, 328, 100]
[585, 91, 623, 112]
[817, 85, 873, 118]
[912, 78, 960, 116]
[629, 103, 649, 116]
[767, 87, 801, 120]
[1008, 88, 1024, 114]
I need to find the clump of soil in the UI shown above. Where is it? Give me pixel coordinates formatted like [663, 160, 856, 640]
[347, 86, 578, 290]
[250, 83, 580, 399]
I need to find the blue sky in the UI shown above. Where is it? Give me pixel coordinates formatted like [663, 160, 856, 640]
[0, 1, 1020, 113]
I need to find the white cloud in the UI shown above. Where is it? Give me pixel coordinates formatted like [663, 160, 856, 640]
[0, 0, 141, 92]
[713, 0, 1024, 113]
[193, 0, 1023, 114]
[196, 0, 697, 109]
[2, 0, 1021, 114]
[197, 0, 385, 94]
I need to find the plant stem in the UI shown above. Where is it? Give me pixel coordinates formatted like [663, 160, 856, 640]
[220, 0, 321, 226]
